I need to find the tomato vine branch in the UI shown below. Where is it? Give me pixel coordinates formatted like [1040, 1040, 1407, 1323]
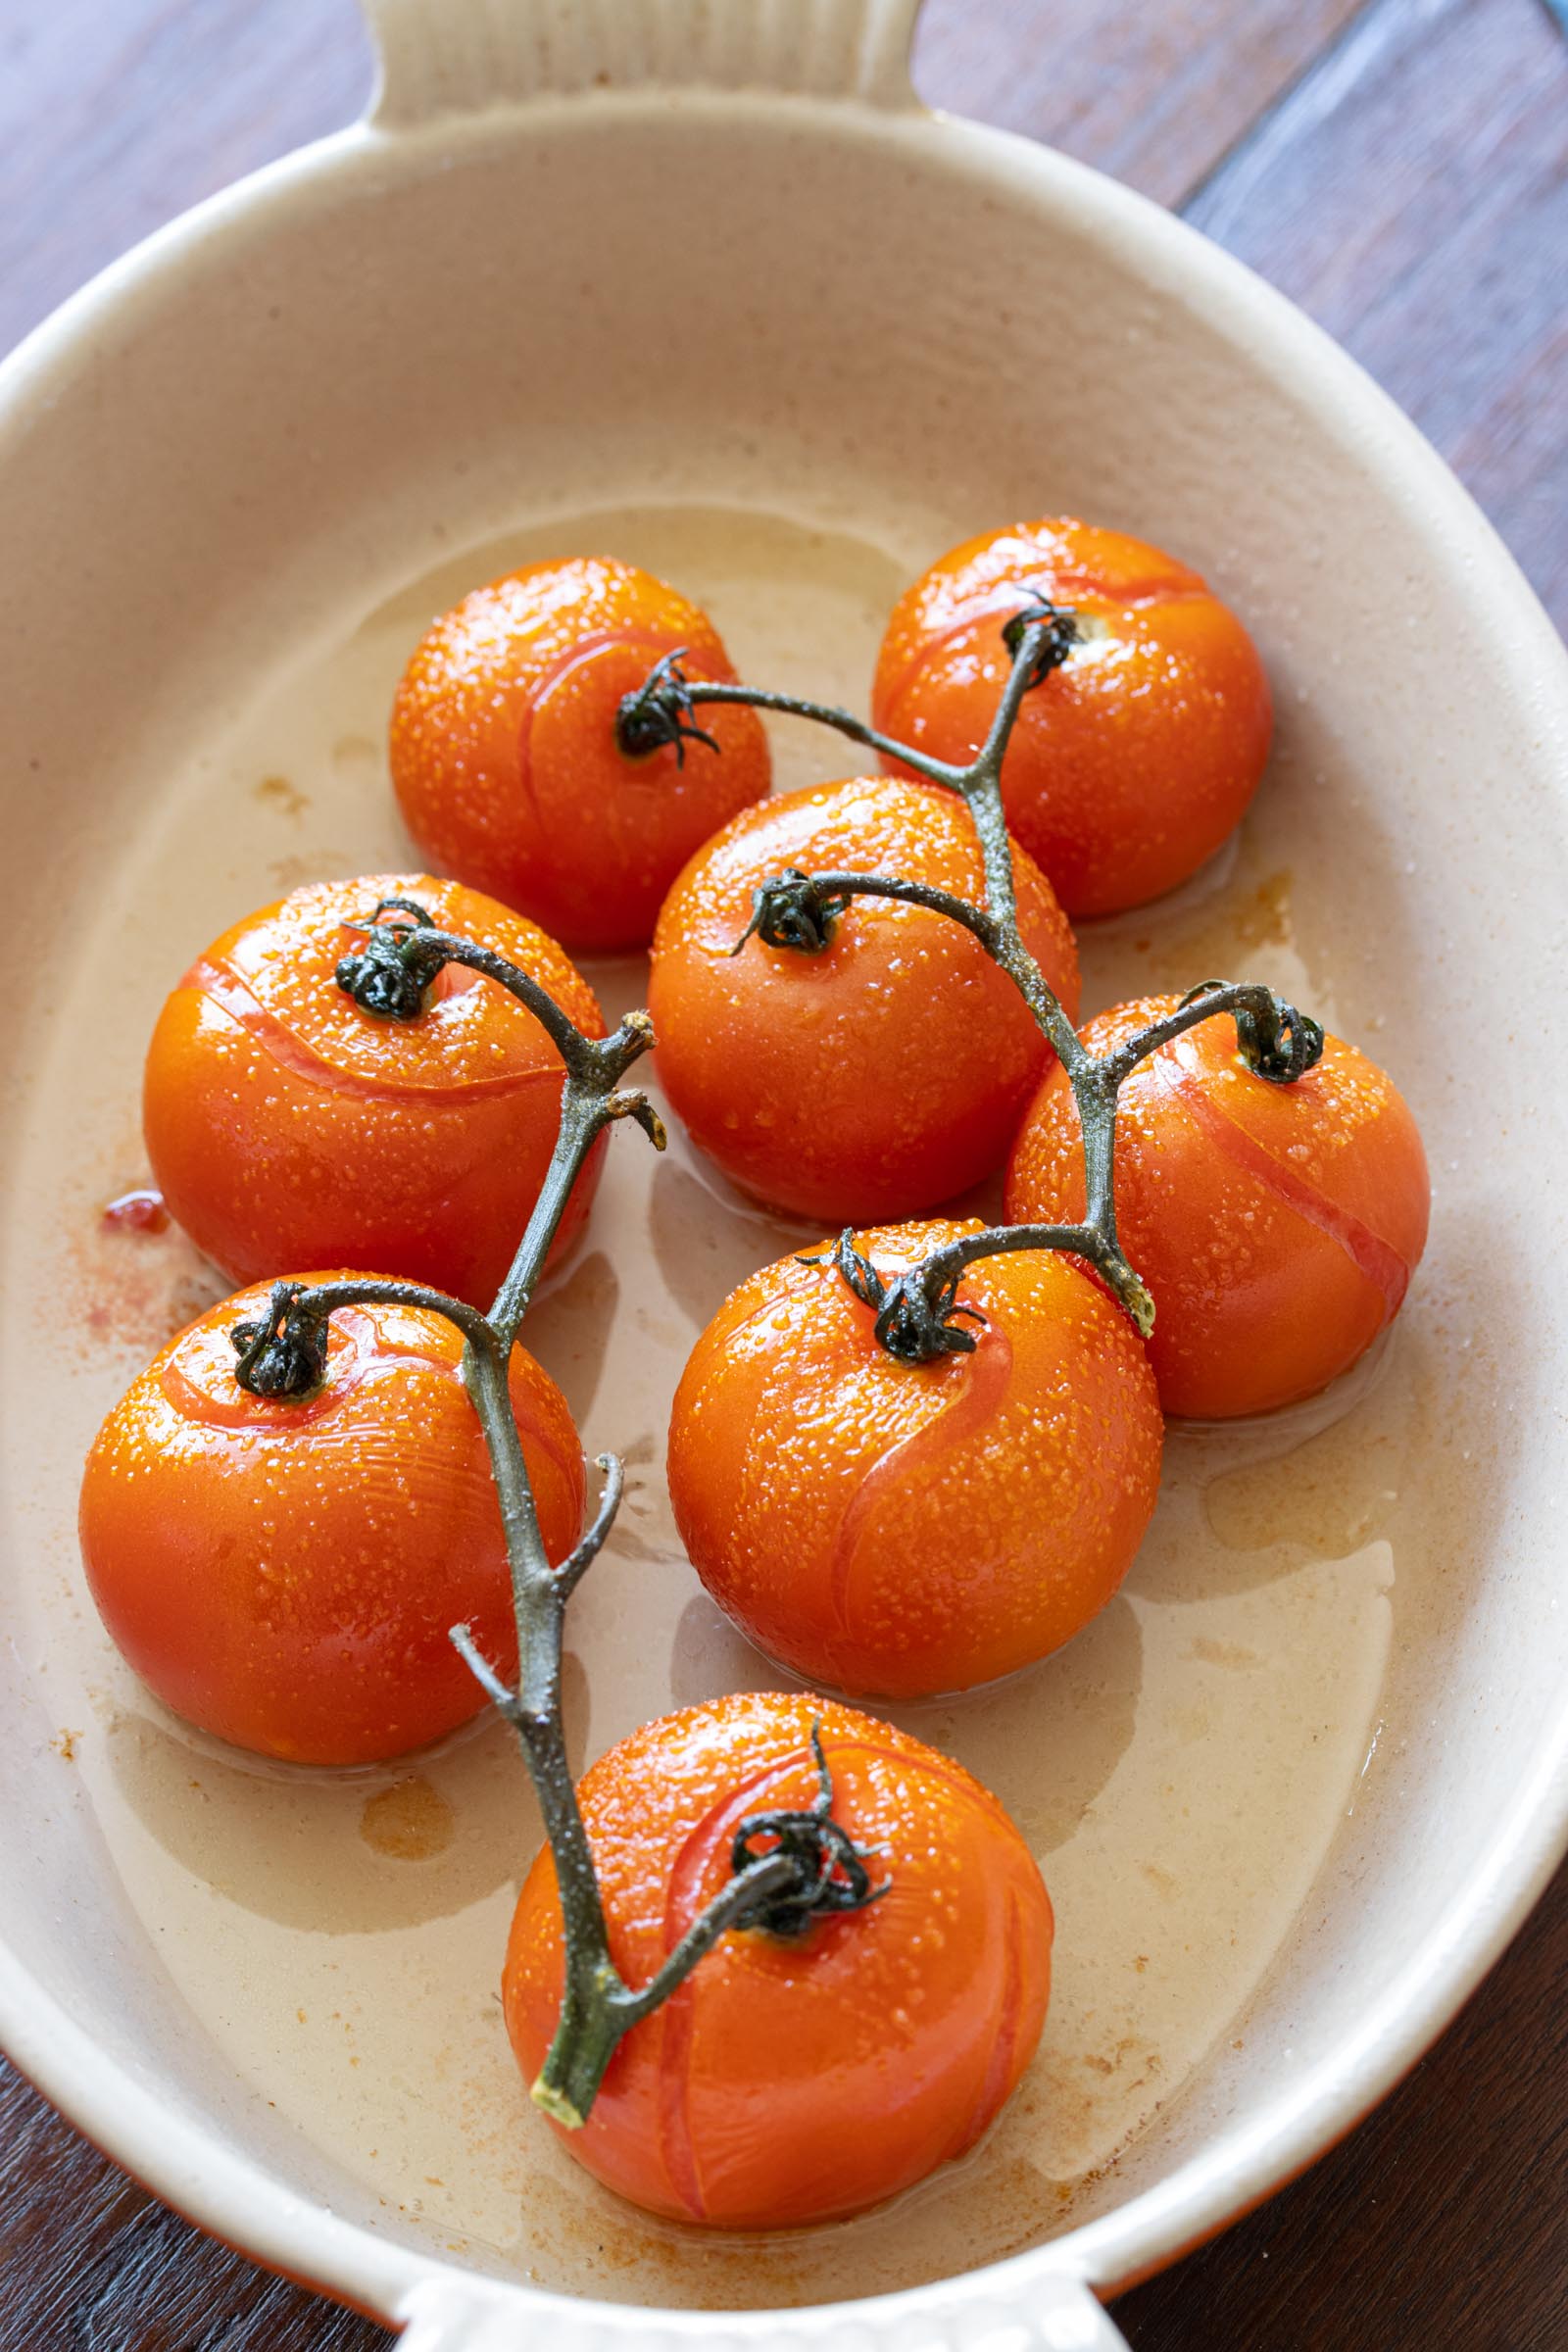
[224, 614, 1326, 2136]
[617, 599, 1324, 1356]
[231, 910, 884, 2132]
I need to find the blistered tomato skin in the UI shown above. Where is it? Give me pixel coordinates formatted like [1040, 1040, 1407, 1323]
[1005, 997, 1431, 1419]
[503, 1690, 1053, 2227]
[142, 872, 606, 1311]
[873, 518, 1272, 919]
[666, 1222, 1162, 1698]
[77, 1277, 585, 1765]
[648, 776, 1080, 1224]
[389, 557, 771, 953]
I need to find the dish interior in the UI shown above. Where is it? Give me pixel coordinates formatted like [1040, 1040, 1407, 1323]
[0, 99, 1561, 2316]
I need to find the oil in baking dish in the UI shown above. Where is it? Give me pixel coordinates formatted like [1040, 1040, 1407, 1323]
[11, 504, 1441, 2308]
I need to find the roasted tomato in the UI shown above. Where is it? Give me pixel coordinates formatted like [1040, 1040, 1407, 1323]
[872, 517, 1272, 918]
[647, 776, 1080, 1222]
[389, 556, 771, 952]
[142, 872, 604, 1311]
[1006, 996, 1431, 1417]
[78, 1278, 584, 1764]
[666, 1221, 1161, 1697]
[504, 1690, 1052, 2226]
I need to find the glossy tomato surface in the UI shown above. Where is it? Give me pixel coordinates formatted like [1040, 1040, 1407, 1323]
[78, 1277, 585, 1764]
[667, 1220, 1162, 1697]
[1006, 997, 1431, 1417]
[504, 1690, 1052, 2227]
[143, 872, 605, 1311]
[390, 556, 770, 952]
[873, 517, 1272, 918]
[648, 776, 1080, 1223]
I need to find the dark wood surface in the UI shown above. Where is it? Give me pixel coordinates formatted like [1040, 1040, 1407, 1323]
[2, 2, 1564, 2344]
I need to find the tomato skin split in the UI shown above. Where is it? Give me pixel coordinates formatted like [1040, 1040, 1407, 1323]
[142, 872, 606, 1312]
[649, 774, 1080, 1224]
[503, 1690, 1054, 2227]
[77, 1276, 585, 1765]
[390, 556, 770, 953]
[1006, 996, 1431, 1418]
[666, 1218, 1163, 1698]
[873, 516, 1272, 919]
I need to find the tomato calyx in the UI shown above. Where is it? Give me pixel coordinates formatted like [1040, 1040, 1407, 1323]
[730, 866, 1004, 964]
[614, 648, 722, 766]
[334, 896, 449, 1021]
[728, 1724, 890, 1938]
[731, 867, 858, 957]
[999, 589, 1081, 686]
[229, 1280, 331, 1397]
[1177, 978, 1324, 1085]
[801, 1229, 989, 1365]
[1100, 979, 1327, 1090]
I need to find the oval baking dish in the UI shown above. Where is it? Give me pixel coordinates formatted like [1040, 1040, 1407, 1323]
[1, 4, 1565, 2346]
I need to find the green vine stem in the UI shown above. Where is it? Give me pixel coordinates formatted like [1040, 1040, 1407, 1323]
[230, 911, 884, 2130]
[616, 604, 1323, 1355]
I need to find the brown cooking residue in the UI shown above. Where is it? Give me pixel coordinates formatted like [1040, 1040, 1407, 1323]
[360, 1777, 456, 1861]
[102, 1187, 169, 1235]
[255, 773, 309, 817]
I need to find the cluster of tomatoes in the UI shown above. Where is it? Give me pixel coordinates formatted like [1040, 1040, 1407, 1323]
[77, 519, 1428, 2231]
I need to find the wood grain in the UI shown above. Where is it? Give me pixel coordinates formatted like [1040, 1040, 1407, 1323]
[1182, 0, 1568, 636]
[1, 0, 1564, 2344]
[911, 0, 1369, 208]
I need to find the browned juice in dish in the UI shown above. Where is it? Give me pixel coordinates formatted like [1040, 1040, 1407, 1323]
[12, 507, 1463, 2307]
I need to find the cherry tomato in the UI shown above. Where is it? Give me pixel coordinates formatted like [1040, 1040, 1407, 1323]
[872, 517, 1272, 918]
[389, 556, 771, 953]
[143, 872, 605, 1311]
[503, 1690, 1052, 2226]
[1005, 996, 1431, 1418]
[648, 776, 1080, 1222]
[78, 1277, 585, 1764]
[666, 1219, 1162, 1697]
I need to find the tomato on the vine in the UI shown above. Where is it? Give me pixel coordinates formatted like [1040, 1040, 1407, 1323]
[667, 1219, 1162, 1697]
[1005, 996, 1431, 1418]
[872, 517, 1272, 918]
[390, 556, 771, 952]
[503, 1690, 1052, 2226]
[143, 872, 605, 1311]
[648, 775, 1080, 1223]
[78, 1277, 584, 1764]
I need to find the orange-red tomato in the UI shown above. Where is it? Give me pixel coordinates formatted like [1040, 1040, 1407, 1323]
[872, 517, 1272, 918]
[389, 556, 771, 952]
[503, 1690, 1052, 2226]
[648, 776, 1080, 1222]
[666, 1220, 1162, 1697]
[78, 1278, 585, 1764]
[143, 872, 605, 1312]
[1005, 997, 1431, 1418]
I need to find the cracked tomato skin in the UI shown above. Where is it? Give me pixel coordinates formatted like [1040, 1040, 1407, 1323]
[872, 517, 1272, 918]
[503, 1690, 1052, 2227]
[142, 872, 606, 1312]
[647, 776, 1080, 1223]
[666, 1221, 1162, 1698]
[389, 556, 771, 952]
[1005, 996, 1431, 1418]
[78, 1276, 585, 1764]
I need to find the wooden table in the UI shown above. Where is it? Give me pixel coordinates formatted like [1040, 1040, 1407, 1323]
[2, 3, 1563, 2344]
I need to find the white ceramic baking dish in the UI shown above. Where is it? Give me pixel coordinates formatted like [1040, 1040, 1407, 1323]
[3, 3, 1566, 2344]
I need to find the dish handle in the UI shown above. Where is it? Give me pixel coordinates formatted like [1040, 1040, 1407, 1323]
[394, 2271, 1132, 2350]
[363, 0, 926, 124]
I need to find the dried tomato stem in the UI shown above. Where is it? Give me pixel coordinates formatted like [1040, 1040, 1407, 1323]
[620, 611, 1323, 1359]
[289, 909, 886, 2128]
[643, 614, 1124, 1285]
